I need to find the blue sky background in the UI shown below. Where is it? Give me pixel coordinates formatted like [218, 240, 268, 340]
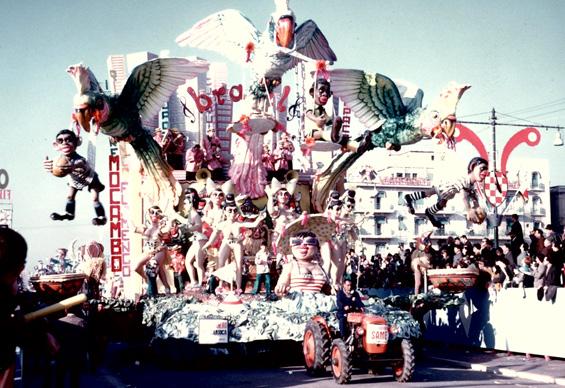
[1, 0, 564, 261]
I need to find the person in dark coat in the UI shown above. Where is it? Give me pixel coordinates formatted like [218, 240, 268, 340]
[507, 214, 524, 263]
[336, 279, 365, 338]
[543, 253, 561, 303]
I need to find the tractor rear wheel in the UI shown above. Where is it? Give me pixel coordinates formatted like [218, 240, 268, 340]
[330, 339, 352, 384]
[393, 339, 415, 382]
[303, 320, 331, 375]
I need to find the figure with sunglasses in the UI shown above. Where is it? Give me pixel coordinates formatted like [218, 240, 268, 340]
[201, 188, 227, 249]
[275, 231, 329, 295]
[132, 205, 172, 294]
[201, 200, 266, 293]
[183, 188, 208, 288]
[43, 129, 107, 225]
[404, 157, 489, 228]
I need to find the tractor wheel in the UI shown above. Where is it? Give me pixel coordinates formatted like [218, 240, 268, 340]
[303, 320, 331, 375]
[393, 339, 415, 382]
[330, 339, 352, 384]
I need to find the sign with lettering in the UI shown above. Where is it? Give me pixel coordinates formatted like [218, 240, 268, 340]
[0, 190, 11, 201]
[0, 169, 8, 189]
[198, 319, 229, 344]
[108, 144, 131, 275]
[186, 83, 290, 113]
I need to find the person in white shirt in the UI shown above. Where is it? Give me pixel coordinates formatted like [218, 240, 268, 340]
[252, 243, 271, 296]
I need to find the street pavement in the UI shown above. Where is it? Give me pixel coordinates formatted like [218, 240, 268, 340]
[425, 343, 565, 386]
[20, 341, 565, 387]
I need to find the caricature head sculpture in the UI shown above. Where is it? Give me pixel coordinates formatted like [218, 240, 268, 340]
[146, 205, 164, 224]
[289, 230, 320, 262]
[269, 0, 296, 48]
[418, 82, 471, 145]
[184, 187, 201, 210]
[224, 194, 240, 220]
[52, 129, 81, 177]
[341, 190, 356, 215]
[67, 63, 109, 133]
[309, 78, 332, 106]
[467, 156, 489, 183]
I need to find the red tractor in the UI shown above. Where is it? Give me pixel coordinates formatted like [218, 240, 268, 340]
[303, 312, 415, 384]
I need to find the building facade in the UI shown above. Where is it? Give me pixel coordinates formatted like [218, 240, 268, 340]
[550, 185, 565, 233]
[344, 149, 552, 255]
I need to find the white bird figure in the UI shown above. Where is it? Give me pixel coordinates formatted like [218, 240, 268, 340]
[176, 0, 337, 114]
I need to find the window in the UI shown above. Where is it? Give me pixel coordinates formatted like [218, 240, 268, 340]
[532, 196, 542, 214]
[415, 218, 426, 235]
[374, 216, 386, 235]
[374, 191, 386, 210]
[398, 215, 407, 231]
[531, 171, 541, 188]
[397, 192, 404, 205]
[505, 217, 513, 234]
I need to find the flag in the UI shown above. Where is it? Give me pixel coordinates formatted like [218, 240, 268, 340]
[516, 188, 529, 203]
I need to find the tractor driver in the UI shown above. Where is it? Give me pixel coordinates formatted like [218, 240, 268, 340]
[336, 278, 365, 338]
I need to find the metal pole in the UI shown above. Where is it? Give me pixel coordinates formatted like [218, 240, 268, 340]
[490, 108, 499, 247]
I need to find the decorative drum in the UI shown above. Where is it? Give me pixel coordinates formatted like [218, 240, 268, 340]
[427, 268, 479, 292]
[30, 273, 87, 301]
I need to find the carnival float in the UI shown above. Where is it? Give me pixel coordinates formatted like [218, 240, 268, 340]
[33, 0, 493, 377]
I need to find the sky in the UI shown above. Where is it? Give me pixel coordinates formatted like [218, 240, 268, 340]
[1, 0, 564, 262]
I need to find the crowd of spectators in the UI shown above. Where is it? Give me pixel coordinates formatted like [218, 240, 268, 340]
[344, 225, 565, 296]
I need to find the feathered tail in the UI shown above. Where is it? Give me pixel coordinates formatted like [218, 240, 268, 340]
[311, 151, 365, 212]
[130, 132, 182, 210]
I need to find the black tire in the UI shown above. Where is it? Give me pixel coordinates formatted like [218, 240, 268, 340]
[393, 339, 416, 382]
[330, 339, 352, 384]
[303, 320, 331, 375]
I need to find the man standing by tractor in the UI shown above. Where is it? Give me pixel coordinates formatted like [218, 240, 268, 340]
[336, 278, 365, 338]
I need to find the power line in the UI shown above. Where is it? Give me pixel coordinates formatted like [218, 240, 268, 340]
[458, 111, 492, 119]
[461, 98, 565, 123]
[504, 97, 565, 116]
[496, 112, 550, 127]
[522, 107, 565, 121]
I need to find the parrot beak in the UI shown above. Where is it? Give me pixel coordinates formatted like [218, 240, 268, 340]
[276, 16, 294, 48]
[441, 115, 457, 138]
[74, 107, 92, 132]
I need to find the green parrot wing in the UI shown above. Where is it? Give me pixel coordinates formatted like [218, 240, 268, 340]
[329, 69, 407, 130]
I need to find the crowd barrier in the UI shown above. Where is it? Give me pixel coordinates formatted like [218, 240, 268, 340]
[423, 287, 565, 358]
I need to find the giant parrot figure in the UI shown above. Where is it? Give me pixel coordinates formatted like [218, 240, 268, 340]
[175, 0, 337, 114]
[311, 69, 471, 211]
[68, 58, 209, 209]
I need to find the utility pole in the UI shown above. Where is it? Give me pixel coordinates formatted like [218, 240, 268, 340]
[490, 108, 499, 246]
